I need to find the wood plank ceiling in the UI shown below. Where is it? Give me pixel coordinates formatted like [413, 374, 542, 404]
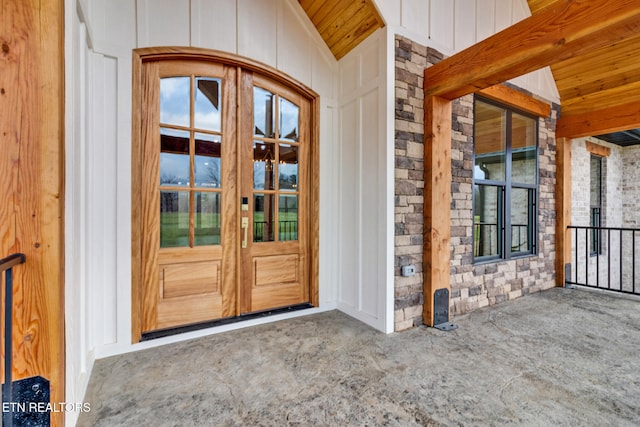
[300, 0, 639, 143]
[527, 0, 640, 142]
[298, 0, 385, 60]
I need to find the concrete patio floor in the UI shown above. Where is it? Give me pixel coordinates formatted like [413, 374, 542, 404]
[78, 287, 640, 426]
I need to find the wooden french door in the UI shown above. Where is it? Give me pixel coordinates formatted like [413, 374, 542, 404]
[138, 58, 310, 334]
[239, 74, 310, 314]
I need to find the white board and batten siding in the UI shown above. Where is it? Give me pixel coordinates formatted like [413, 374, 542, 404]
[337, 30, 394, 333]
[375, 0, 561, 103]
[65, 2, 343, 423]
[82, 0, 341, 350]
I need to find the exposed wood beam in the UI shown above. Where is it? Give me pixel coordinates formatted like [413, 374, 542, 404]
[423, 96, 452, 327]
[478, 84, 551, 117]
[585, 141, 611, 158]
[555, 137, 572, 287]
[425, 0, 640, 100]
[556, 101, 640, 138]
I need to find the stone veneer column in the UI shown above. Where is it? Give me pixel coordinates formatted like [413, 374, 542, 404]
[394, 36, 444, 330]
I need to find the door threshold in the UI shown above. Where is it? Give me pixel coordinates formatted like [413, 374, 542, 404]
[140, 303, 314, 341]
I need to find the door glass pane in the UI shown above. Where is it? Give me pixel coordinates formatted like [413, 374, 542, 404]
[194, 78, 222, 132]
[254, 87, 275, 138]
[253, 194, 274, 242]
[474, 101, 506, 181]
[511, 187, 532, 253]
[279, 97, 299, 141]
[160, 128, 190, 186]
[279, 195, 298, 241]
[473, 184, 501, 258]
[194, 192, 221, 246]
[253, 142, 275, 190]
[194, 132, 221, 188]
[511, 112, 537, 185]
[279, 144, 298, 191]
[160, 77, 190, 127]
[160, 191, 190, 248]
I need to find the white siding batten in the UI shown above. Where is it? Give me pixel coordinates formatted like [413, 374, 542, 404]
[373, 0, 560, 102]
[337, 29, 391, 332]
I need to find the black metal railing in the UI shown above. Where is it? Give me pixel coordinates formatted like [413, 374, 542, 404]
[254, 220, 298, 242]
[567, 225, 640, 295]
[473, 222, 498, 257]
[278, 220, 298, 241]
[511, 223, 529, 252]
[2, 253, 25, 427]
[253, 221, 271, 242]
[473, 222, 529, 256]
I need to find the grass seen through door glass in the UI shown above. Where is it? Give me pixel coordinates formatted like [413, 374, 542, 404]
[160, 212, 221, 247]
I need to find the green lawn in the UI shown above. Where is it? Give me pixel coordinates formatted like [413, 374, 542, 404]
[160, 212, 221, 247]
[160, 211, 298, 247]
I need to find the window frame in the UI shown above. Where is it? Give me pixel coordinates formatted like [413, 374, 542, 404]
[590, 154, 603, 256]
[472, 96, 539, 263]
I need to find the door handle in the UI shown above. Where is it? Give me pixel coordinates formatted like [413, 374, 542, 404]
[241, 217, 249, 248]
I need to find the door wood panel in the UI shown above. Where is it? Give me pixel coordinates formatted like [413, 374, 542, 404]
[254, 254, 299, 287]
[157, 293, 223, 330]
[162, 260, 220, 298]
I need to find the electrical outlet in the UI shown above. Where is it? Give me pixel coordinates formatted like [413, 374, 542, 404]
[401, 265, 416, 277]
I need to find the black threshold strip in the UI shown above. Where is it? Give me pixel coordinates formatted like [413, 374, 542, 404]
[141, 303, 314, 341]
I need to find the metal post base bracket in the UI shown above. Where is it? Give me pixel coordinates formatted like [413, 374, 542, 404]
[433, 288, 458, 332]
[2, 376, 50, 427]
[434, 322, 458, 331]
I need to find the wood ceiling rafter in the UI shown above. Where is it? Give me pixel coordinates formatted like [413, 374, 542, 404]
[422, 0, 640, 140]
[556, 101, 640, 139]
[526, 0, 556, 14]
[298, 0, 385, 60]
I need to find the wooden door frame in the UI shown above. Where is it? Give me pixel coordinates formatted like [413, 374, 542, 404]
[131, 47, 320, 343]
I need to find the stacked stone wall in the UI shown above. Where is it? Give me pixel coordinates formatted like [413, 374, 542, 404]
[448, 95, 559, 315]
[394, 34, 559, 331]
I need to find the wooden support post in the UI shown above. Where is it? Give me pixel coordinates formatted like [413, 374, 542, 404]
[555, 137, 572, 286]
[0, 1, 65, 425]
[423, 95, 452, 326]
